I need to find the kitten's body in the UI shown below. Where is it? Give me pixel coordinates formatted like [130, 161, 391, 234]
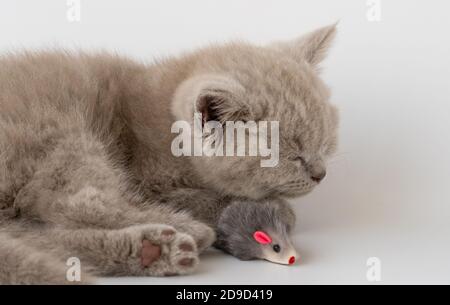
[0, 24, 338, 284]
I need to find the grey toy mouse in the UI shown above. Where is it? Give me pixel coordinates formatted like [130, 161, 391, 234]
[214, 199, 299, 265]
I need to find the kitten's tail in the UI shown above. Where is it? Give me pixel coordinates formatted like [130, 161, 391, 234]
[0, 231, 94, 285]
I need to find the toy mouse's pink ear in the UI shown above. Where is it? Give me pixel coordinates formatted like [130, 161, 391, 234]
[253, 231, 272, 244]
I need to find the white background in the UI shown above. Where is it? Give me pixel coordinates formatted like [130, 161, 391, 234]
[1, 0, 450, 284]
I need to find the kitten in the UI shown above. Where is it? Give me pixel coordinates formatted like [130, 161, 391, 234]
[0, 24, 339, 284]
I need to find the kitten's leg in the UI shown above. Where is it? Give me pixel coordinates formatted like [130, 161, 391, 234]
[34, 184, 215, 253]
[130, 205, 216, 253]
[13, 133, 214, 251]
[0, 232, 94, 284]
[44, 224, 199, 276]
[64, 193, 216, 253]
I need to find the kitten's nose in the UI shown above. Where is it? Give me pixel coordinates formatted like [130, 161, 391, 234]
[310, 169, 326, 183]
[307, 159, 326, 183]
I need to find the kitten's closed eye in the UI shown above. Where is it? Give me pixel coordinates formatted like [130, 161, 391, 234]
[289, 156, 306, 165]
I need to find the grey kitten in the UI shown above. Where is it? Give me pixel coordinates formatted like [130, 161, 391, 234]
[0, 24, 338, 284]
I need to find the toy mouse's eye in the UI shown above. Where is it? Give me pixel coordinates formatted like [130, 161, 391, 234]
[273, 244, 281, 253]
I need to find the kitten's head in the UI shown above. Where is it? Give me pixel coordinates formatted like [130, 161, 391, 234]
[172, 24, 339, 200]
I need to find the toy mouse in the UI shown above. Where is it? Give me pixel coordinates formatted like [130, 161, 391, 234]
[215, 199, 298, 265]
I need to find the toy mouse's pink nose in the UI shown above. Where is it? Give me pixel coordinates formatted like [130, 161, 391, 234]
[289, 256, 296, 265]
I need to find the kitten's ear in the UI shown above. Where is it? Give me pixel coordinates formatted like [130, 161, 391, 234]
[197, 87, 249, 124]
[274, 23, 337, 66]
[172, 75, 250, 123]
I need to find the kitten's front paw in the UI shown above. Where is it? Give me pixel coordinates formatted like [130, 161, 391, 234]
[123, 224, 200, 276]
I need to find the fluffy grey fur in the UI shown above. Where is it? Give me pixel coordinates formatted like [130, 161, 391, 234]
[0, 24, 339, 284]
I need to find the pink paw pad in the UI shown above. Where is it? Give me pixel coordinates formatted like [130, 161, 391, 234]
[141, 240, 161, 267]
[178, 258, 195, 267]
[179, 243, 194, 252]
